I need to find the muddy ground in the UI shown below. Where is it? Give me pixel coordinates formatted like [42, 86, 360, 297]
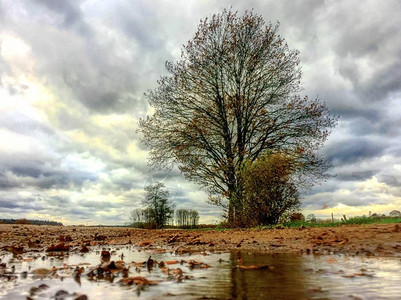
[1, 223, 401, 257]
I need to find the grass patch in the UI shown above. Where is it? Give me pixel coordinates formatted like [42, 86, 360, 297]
[163, 216, 401, 231]
[281, 216, 401, 229]
[187, 227, 230, 231]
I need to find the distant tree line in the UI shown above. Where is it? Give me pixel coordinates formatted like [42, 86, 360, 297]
[129, 207, 200, 229]
[283, 210, 401, 224]
[0, 218, 63, 226]
[129, 182, 200, 229]
[129, 208, 162, 229]
[175, 209, 199, 228]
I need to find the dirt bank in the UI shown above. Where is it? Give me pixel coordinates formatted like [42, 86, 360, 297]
[1, 223, 401, 257]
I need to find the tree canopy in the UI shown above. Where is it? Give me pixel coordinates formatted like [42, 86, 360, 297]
[140, 9, 337, 225]
[241, 152, 300, 225]
[142, 182, 175, 228]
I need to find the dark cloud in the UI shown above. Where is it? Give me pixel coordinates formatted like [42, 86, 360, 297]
[0, 196, 45, 211]
[0, 166, 98, 190]
[335, 171, 375, 182]
[116, 3, 165, 50]
[33, 0, 91, 36]
[332, 3, 401, 102]
[378, 175, 401, 188]
[0, 142, 101, 190]
[325, 138, 385, 165]
[78, 200, 121, 209]
[0, 113, 55, 137]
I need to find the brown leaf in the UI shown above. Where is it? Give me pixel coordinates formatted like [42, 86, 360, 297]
[8, 246, 24, 254]
[138, 240, 153, 247]
[101, 250, 110, 259]
[120, 276, 157, 286]
[171, 268, 183, 275]
[46, 243, 70, 252]
[238, 265, 273, 270]
[32, 268, 52, 276]
[238, 265, 261, 270]
[326, 257, 337, 264]
[80, 245, 90, 253]
[27, 241, 37, 248]
[23, 258, 34, 262]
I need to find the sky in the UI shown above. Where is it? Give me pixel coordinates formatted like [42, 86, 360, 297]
[0, 0, 400, 225]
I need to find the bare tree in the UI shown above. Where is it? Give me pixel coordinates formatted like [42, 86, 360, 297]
[129, 208, 143, 228]
[175, 209, 188, 228]
[129, 208, 155, 228]
[140, 9, 337, 225]
[189, 209, 200, 228]
[175, 209, 200, 228]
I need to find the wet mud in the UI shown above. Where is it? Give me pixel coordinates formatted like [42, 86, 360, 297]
[1, 224, 401, 299]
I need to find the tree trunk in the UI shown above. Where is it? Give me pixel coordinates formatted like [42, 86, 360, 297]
[227, 182, 245, 226]
[228, 201, 234, 224]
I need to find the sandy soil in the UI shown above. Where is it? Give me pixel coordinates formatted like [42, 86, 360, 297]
[1, 223, 401, 257]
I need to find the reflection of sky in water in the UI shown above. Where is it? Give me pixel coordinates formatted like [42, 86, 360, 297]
[1, 247, 401, 299]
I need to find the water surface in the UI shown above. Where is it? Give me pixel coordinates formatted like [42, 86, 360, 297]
[1, 246, 401, 299]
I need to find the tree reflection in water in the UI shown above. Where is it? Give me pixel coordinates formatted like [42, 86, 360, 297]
[229, 252, 308, 299]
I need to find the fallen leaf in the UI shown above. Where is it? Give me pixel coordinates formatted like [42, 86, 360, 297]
[32, 268, 52, 276]
[55, 290, 69, 298]
[80, 245, 89, 253]
[120, 276, 157, 286]
[27, 241, 37, 248]
[238, 265, 273, 270]
[46, 243, 70, 252]
[171, 268, 183, 276]
[8, 246, 24, 254]
[138, 240, 153, 247]
[23, 258, 34, 262]
[326, 258, 337, 264]
[238, 265, 261, 270]
[101, 250, 111, 260]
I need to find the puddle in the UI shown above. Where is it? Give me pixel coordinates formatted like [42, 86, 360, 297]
[1, 246, 401, 299]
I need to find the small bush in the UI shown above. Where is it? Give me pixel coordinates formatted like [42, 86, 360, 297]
[306, 214, 317, 223]
[240, 152, 300, 226]
[290, 212, 305, 222]
[389, 210, 401, 217]
[15, 219, 30, 225]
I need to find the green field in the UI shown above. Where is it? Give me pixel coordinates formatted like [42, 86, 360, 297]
[280, 216, 401, 228]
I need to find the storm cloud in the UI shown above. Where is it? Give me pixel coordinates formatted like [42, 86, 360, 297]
[1, 0, 400, 224]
